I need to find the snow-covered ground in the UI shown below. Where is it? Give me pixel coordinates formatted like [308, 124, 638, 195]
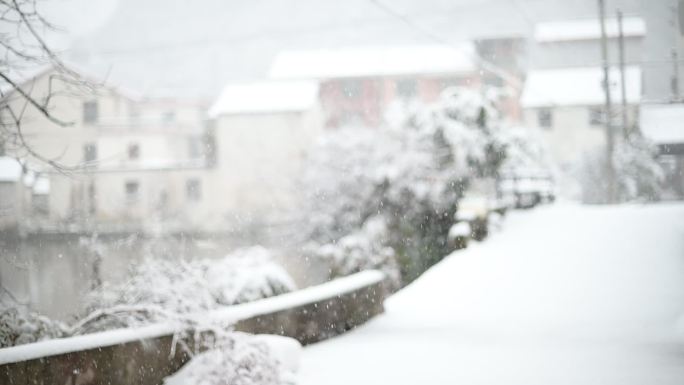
[299, 203, 684, 385]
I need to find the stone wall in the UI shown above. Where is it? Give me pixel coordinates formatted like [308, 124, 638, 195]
[0, 271, 386, 385]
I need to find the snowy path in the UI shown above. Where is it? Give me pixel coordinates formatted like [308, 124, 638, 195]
[298, 203, 684, 385]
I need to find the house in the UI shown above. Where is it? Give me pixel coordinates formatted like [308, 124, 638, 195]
[0, 66, 211, 234]
[521, 16, 646, 169]
[531, 17, 646, 69]
[520, 66, 642, 167]
[640, 104, 684, 197]
[206, 80, 322, 227]
[269, 44, 479, 128]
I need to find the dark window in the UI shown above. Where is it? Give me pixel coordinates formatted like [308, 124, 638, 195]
[186, 178, 201, 202]
[83, 143, 97, 164]
[341, 80, 362, 99]
[163, 111, 176, 124]
[125, 181, 140, 203]
[88, 182, 96, 215]
[537, 108, 552, 129]
[396, 79, 417, 99]
[588, 107, 604, 126]
[188, 136, 202, 160]
[83, 101, 99, 124]
[32, 195, 49, 216]
[128, 143, 140, 160]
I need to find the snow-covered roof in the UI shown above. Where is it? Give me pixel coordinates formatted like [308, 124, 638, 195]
[208, 81, 319, 117]
[520, 66, 641, 108]
[640, 104, 684, 145]
[535, 17, 646, 42]
[0, 157, 22, 182]
[269, 44, 476, 80]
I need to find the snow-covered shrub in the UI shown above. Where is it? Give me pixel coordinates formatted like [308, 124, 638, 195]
[307, 216, 401, 290]
[447, 222, 471, 250]
[613, 135, 664, 202]
[75, 247, 296, 334]
[580, 134, 664, 203]
[0, 294, 67, 348]
[164, 332, 300, 385]
[206, 246, 297, 305]
[299, 87, 509, 284]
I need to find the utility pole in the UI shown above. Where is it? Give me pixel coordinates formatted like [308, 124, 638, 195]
[598, 0, 615, 203]
[617, 10, 629, 138]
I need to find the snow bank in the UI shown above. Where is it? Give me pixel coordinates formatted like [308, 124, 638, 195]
[163, 333, 301, 385]
[0, 270, 384, 365]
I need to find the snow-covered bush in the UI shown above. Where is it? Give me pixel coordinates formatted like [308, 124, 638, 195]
[206, 247, 297, 305]
[299, 87, 509, 284]
[164, 333, 300, 385]
[497, 126, 554, 178]
[0, 294, 67, 348]
[613, 135, 664, 202]
[307, 216, 401, 290]
[75, 246, 296, 334]
[447, 221, 471, 250]
[580, 134, 664, 203]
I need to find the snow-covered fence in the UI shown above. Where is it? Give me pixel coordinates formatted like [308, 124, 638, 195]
[0, 270, 386, 385]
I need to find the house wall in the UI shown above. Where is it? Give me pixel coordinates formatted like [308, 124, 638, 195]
[319, 75, 474, 128]
[210, 108, 323, 224]
[0, 182, 21, 231]
[523, 104, 639, 168]
[3, 69, 209, 232]
[530, 37, 643, 70]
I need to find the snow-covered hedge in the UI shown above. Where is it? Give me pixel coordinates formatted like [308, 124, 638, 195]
[164, 333, 300, 385]
[580, 134, 664, 203]
[306, 216, 401, 290]
[0, 295, 67, 348]
[1, 247, 297, 347]
[299, 87, 511, 284]
[74, 246, 296, 335]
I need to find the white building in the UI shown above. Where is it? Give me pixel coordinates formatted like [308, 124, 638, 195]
[269, 44, 481, 128]
[520, 66, 642, 167]
[640, 104, 684, 197]
[206, 80, 322, 227]
[0, 66, 210, 233]
[530, 17, 646, 70]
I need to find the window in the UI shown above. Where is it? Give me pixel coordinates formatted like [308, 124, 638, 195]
[537, 108, 552, 129]
[125, 180, 140, 203]
[188, 136, 203, 160]
[186, 178, 201, 202]
[341, 80, 362, 99]
[128, 143, 140, 160]
[83, 101, 99, 124]
[87, 182, 96, 215]
[162, 111, 176, 125]
[396, 79, 417, 99]
[32, 195, 49, 216]
[83, 143, 97, 164]
[588, 107, 604, 126]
